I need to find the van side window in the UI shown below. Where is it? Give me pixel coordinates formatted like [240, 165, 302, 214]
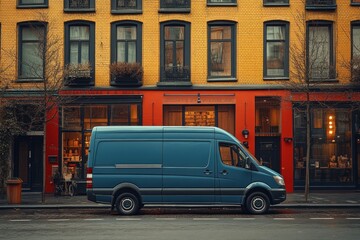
[219, 143, 247, 169]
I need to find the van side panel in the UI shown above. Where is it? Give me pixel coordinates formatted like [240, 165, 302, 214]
[92, 138, 163, 203]
[163, 130, 215, 203]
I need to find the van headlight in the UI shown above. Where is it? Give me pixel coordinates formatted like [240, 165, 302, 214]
[273, 176, 285, 186]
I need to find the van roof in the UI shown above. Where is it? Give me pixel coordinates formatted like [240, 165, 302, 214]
[91, 126, 239, 143]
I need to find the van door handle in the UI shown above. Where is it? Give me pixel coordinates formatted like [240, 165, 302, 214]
[203, 170, 212, 175]
[220, 170, 228, 175]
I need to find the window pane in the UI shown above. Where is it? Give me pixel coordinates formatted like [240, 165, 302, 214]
[69, 0, 90, 8]
[128, 42, 136, 63]
[80, 42, 89, 64]
[210, 42, 231, 76]
[165, 41, 174, 66]
[22, 42, 43, 78]
[117, 42, 126, 62]
[117, 26, 136, 40]
[309, 26, 330, 79]
[184, 106, 215, 126]
[70, 42, 79, 64]
[84, 106, 108, 129]
[267, 26, 285, 40]
[70, 26, 89, 40]
[63, 107, 81, 130]
[267, 42, 285, 76]
[353, 26, 360, 57]
[21, 0, 45, 3]
[165, 27, 184, 40]
[117, 0, 137, 8]
[211, 26, 231, 40]
[22, 27, 40, 41]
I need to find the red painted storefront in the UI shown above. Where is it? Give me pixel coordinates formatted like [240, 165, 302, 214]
[44, 89, 296, 193]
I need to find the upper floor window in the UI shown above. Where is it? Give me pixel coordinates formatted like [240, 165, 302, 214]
[208, 21, 236, 81]
[307, 21, 335, 81]
[351, 21, 360, 82]
[263, 0, 289, 5]
[159, 21, 191, 86]
[111, 0, 142, 14]
[352, 0, 360, 5]
[18, 22, 46, 81]
[17, 0, 48, 8]
[110, 21, 143, 86]
[65, 21, 95, 86]
[159, 0, 190, 13]
[207, 0, 237, 5]
[64, 0, 95, 12]
[305, 0, 336, 10]
[264, 21, 289, 79]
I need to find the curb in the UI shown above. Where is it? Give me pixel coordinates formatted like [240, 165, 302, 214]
[1, 204, 360, 210]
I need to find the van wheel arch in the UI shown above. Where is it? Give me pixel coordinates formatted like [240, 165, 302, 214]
[244, 189, 271, 215]
[112, 187, 142, 211]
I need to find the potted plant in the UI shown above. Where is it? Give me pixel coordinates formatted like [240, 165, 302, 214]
[65, 63, 93, 86]
[110, 62, 143, 86]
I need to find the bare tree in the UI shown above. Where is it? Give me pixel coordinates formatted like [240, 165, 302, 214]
[0, 12, 75, 202]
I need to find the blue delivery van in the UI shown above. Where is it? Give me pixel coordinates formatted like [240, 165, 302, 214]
[86, 126, 286, 215]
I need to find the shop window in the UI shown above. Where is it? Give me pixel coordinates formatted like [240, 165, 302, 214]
[17, 0, 48, 8]
[159, 21, 191, 86]
[18, 22, 46, 81]
[163, 105, 235, 135]
[84, 106, 108, 130]
[307, 21, 335, 81]
[110, 104, 139, 125]
[111, 0, 142, 14]
[208, 21, 236, 81]
[255, 97, 281, 136]
[294, 108, 353, 187]
[264, 21, 289, 79]
[63, 106, 81, 131]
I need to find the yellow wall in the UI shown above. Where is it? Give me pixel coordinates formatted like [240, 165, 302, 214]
[0, 1, 359, 88]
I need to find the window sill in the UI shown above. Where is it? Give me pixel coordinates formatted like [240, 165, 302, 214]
[207, 77, 237, 82]
[111, 9, 143, 14]
[157, 81, 192, 87]
[158, 8, 190, 13]
[16, 78, 44, 83]
[64, 8, 96, 13]
[17, 5, 48, 9]
[263, 4, 290, 7]
[263, 77, 289, 81]
[305, 5, 337, 11]
[207, 3, 237, 7]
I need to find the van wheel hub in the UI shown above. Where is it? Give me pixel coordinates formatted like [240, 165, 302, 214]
[121, 198, 134, 211]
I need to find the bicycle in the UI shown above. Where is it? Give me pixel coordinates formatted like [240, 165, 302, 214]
[53, 171, 77, 196]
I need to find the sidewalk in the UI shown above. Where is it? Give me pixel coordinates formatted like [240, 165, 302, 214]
[1, 191, 360, 209]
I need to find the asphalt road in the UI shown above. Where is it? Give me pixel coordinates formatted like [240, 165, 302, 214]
[1, 208, 359, 240]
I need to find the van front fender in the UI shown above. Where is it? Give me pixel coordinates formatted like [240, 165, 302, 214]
[242, 182, 272, 204]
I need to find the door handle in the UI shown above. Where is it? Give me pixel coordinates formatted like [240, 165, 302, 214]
[203, 170, 212, 175]
[220, 170, 228, 175]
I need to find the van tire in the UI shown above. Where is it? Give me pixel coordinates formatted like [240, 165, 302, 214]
[115, 193, 140, 215]
[245, 192, 270, 215]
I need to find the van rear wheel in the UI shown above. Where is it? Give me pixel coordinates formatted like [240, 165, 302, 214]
[246, 192, 270, 215]
[115, 193, 140, 215]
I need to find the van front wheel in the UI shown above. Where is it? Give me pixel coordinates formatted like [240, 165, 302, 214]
[115, 193, 140, 215]
[246, 192, 270, 215]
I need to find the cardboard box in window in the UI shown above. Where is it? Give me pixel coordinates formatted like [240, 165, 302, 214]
[329, 162, 338, 168]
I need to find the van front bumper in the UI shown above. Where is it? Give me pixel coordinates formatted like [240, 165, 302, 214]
[270, 189, 286, 204]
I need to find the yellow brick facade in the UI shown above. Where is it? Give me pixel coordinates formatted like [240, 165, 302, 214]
[0, 1, 359, 88]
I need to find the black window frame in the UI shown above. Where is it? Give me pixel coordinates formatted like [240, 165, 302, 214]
[263, 21, 289, 80]
[159, 0, 191, 13]
[207, 21, 237, 82]
[305, 0, 336, 11]
[111, 21, 142, 64]
[352, 0, 360, 6]
[158, 20, 191, 87]
[263, 0, 289, 6]
[64, 0, 95, 13]
[351, 21, 360, 82]
[207, 0, 237, 6]
[17, 21, 47, 82]
[111, 0, 142, 14]
[17, 0, 48, 8]
[64, 21, 95, 86]
[306, 20, 336, 82]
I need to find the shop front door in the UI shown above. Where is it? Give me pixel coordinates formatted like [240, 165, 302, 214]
[255, 136, 281, 173]
[14, 136, 43, 191]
